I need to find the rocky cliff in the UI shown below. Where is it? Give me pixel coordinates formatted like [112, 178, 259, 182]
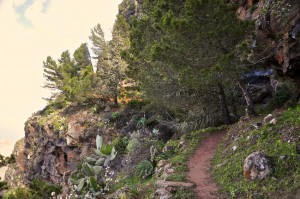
[5, 104, 115, 191]
[239, 0, 300, 86]
[5, 100, 176, 196]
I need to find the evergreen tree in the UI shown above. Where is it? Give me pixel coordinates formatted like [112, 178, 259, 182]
[43, 44, 94, 102]
[89, 23, 106, 59]
[125, 0, 253, 126]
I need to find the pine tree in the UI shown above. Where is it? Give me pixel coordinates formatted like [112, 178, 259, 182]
[89, 23, 106, 59]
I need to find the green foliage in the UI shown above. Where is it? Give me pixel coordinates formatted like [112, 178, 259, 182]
[126, 99, 146, 109]
[0, 154, 16, 167]
[212, 106, 300, 198]
[37, 111, 67, 132]
[63, 65, 96, 102]
[69, 136, 117, 198]
[2, 179, 62, 199]
[173, 187, 197, 199]
[112, 137, 129, 155]
[28, 179, 62, 198]
[111, 111, 121, 121]
[268, 84, 292, 110]
[43, 43, 95, 103]
[125, 0, 253, 127]
[0, 181, 8, 191]
[137, 115, 146, 127]
[91, 104, 101, 114]
[3, 188, 32, 199]
[134, 160, 154, 180]
[93, 12, 130, 105]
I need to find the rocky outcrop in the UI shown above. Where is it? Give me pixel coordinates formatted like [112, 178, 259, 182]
[5, 105, 119, 191]
[239, 0, 300, 83]
[5, 138, 25, 187]
[4, 100, 176, 196]
[243, 151, 271, 180]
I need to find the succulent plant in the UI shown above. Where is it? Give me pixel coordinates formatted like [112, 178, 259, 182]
[69, 135, 117, 198]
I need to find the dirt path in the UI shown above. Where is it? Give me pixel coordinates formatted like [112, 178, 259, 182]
[188, 131, 225, 199]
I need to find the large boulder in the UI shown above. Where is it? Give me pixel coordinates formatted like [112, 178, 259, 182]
[243, 151, 271, 180]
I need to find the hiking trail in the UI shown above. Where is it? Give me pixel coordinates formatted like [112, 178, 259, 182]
[188, 131, 225, 199]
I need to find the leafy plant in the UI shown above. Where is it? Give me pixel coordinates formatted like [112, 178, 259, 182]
[134, 160, 154, 180]
[91, 104, 100, 113]
[111, 111, 121, 120]
[69, 135, 117, 198]
[112, 137, 129, 155]
[137, 115, 146, 127]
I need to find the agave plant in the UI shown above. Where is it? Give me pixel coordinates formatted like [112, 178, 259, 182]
[69, 135, 117, 198]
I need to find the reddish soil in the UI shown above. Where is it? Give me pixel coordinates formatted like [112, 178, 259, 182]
[188, 131, 225, 199]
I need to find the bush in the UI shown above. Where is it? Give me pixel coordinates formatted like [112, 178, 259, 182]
[111, 111, 121, 121]
[127, 100, 146, 109]
[134, 160, 154, 180]
[0, 181, 8, 191]
[29, 179, 62, 198]
[3, 188, 32, 199]
[268, 84, 291, 110]
[112, 137, 129, 155]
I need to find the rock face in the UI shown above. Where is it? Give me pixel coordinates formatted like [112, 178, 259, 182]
[5, 105, 119, 190]
[243, 151, 271, 180]
[5, 101, 175, 195]
[5, 138, 25, 187]
[243, 0, 300, 79]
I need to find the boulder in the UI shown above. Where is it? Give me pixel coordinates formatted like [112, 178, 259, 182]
[243, 151, 271, 180]
[263, 114, 275, 124]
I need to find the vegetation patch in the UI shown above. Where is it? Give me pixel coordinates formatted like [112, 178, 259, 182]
[212, 105, 300, 198]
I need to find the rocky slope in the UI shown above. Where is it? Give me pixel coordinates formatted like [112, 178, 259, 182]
[4, 101, 177, 196]
[2, 0, 300, 198]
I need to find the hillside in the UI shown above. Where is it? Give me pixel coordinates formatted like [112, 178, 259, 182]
[0, 0, 300, 198]
[213, 106, 300, 198]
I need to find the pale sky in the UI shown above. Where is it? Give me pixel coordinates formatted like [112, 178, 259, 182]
[0, 0, 122, 156]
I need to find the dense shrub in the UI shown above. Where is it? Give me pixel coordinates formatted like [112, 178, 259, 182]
[268, 84, 291, 110]
[3, 187, 32, 199]
[29, 179, 62, 198]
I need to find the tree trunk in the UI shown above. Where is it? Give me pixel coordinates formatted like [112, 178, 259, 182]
[217, 83, 231, 125]
[237, 79, 257, 117]
[114, 94, 118, 107]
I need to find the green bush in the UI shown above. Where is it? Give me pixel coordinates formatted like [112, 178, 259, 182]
[134, 160, 154, 180]
[0, 181, 8, 191]
[268, 84, 291, 110]
[127, 100, 146, 109]
[3, 188, 32, 199]
[112, 137, 129, 155]
[29, 179, 62, 198]
[111, 111, 121, 120]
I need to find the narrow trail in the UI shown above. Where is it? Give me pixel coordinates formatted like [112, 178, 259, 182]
[188, 131, 225, 199]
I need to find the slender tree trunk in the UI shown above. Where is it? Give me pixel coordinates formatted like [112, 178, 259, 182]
[217, 83, 231, 125]
[114, 93, 118, 107]
[237, 79, 257, 117]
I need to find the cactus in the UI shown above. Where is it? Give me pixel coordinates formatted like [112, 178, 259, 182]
[96, 135, 103, 150]
[69, 135, 117, 198]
